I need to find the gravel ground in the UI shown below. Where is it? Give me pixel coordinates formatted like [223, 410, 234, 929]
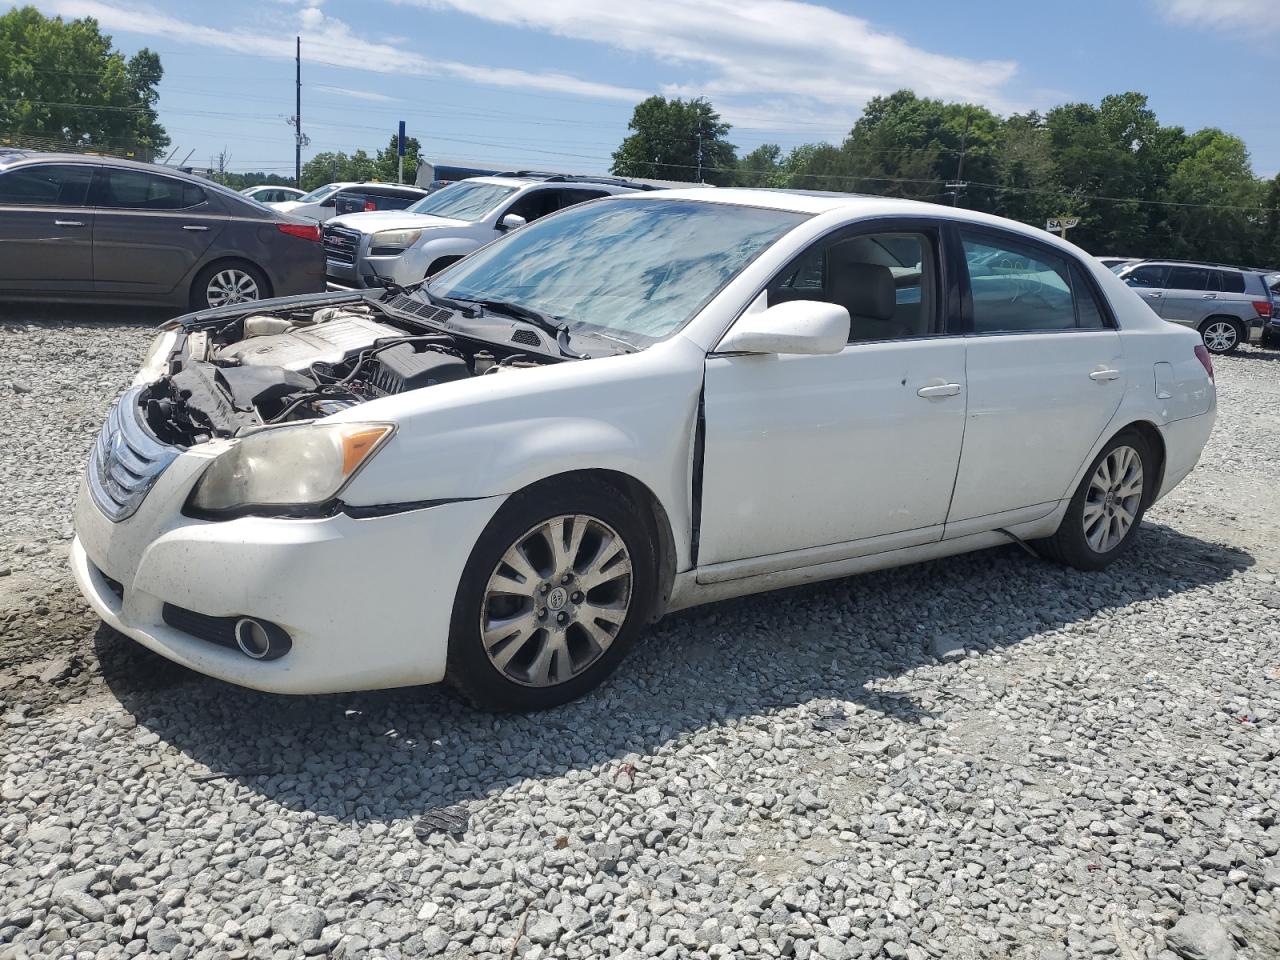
[1, 311, 1278, 960]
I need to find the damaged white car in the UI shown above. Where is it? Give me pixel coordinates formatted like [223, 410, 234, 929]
[73, 190, 1216, 710]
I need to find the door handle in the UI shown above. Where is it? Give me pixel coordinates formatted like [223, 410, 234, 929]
[54, 219, 84, 227]
[1144, 292, 1162, 298]
[1201, 294, 1217, 299]
[1089, 367, 1121, 382]
[182, 225, 209, 231]
[917, 381, 962, 398]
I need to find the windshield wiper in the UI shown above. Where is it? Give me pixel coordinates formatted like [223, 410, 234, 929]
[419, 285, 478, 315]
[472, 299, 589, 359]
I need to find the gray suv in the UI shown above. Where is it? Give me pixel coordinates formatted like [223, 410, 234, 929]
[0, 152, 325, 309]
[1116, 260, 1273, 354]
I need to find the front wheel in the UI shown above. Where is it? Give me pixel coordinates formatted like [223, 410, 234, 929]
[446, 480, 657, 710]
[1199, 318, 1242, 354]
[1038, 430, 1154, 571]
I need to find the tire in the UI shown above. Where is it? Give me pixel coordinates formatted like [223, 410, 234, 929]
[446, 479, 658, 711]
[1038, 429, 1155, 571]
[1261, 328, 1279, 350]
[190, 261, 270, 310]
[1199, 317, 1243, 355]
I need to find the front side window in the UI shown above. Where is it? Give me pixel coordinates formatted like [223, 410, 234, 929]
[407, 180, 519, 222]
[768, 230, 938, 341]
[961, 232, 1076, 333]
[427, 198, 807, 345]
[0, 164, 94, 206]
[94, 170, 205, 210]
[1123, 264, 1169, 289]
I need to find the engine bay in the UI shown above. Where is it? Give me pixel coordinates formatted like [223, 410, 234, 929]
[140, 299, 551, 446]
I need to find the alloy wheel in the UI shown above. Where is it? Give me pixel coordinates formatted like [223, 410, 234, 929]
[1202, 321, 1238, 353]
[206, 269, 260, 307]
[1082, 444, 1144, 553]
[480, 514, 633, 688]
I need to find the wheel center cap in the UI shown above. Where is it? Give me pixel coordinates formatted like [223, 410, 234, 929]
[547, 587, 569, 611]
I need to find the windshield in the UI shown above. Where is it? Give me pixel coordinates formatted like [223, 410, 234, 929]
[426, 197, 809, 344]
[406, 180, 519, 222]
[297, 183, 344, 203]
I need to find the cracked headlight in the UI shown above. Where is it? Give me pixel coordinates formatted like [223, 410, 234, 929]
[188, 422, 394, 517]
[369, 229, 423, 256]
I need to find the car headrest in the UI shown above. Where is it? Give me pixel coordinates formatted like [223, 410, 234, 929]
[829, 257, 895, 322]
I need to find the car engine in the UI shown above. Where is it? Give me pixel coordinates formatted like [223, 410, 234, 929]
[139, 299, 547, 446]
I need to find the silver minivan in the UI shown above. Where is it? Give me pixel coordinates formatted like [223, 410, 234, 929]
[1116, 260, 1273, 354]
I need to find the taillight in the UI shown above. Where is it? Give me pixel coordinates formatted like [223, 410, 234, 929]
[276, 222, 321, 242]
[363, 200, 376, 211]
[1252, 300, 1272, 318]
[1194, 344, 1214, 381]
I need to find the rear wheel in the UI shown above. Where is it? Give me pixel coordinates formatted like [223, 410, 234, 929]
[1038, 430, 1154, 571]
[1199, 318, 1242, 354]
[191, 261, 269, 310]
[446, 479, 656, 710]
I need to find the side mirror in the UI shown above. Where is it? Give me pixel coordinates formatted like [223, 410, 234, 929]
[498, 213, 527, 232]
[717, 300, 849, 356]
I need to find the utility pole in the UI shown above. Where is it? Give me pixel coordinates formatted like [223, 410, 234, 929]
[696, 131, 703, 184]
[947, 111, 971, 207]
[294, 37, 301, 187]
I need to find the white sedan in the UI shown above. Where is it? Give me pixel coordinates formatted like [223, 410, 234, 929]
[72, 190, 1216, 710]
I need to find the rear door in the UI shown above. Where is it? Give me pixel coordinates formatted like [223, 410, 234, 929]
[1158, 265, 1214, 327]
[0, 162, 97, 291]
[946, 228, 1125, 535]
[90, 167, 226, 297]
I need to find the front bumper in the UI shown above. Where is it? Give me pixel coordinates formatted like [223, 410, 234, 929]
[72, 454, 504, 694]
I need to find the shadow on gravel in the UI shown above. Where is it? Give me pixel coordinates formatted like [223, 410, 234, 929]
[94, 521, 1252, 824]
[0, 301, 171, 327]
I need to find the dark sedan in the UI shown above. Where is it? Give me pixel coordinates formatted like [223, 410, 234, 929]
[0, 152, 325, 309]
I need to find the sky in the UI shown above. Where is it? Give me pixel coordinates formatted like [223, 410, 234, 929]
[15, 0, 1280, 181]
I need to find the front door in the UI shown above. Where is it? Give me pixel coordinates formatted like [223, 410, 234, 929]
[89, 167, 225, 297]
[698, 223, 967, 574]
[945, 229, 1125, 534]
[0, 162, 97, 291]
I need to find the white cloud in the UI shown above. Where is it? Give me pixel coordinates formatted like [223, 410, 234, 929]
[402, 0, 1023, 130]
[1157, 0, 1278, 31]
[37, 0, 648, 101]
[313, 84, 400, 102]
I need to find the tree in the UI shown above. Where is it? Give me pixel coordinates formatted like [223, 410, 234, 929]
[611, 96, 736, 185]
[0, 6, 168, 158]
[737, 144, 784, 188]
[372, 134, 422, 184]
[300, 150, 375, 190]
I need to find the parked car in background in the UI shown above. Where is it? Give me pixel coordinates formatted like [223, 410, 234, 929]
[240, 184, 305, 204]
[1115, 259, 1273, 353]
[1097, 256, 1139, 271]
[332, 183, 429, 217]
[0, 151, 325, 308]
[323, 173, 653, 289]
[1261, 273, 1280, 349]
[72, 190, 1214, 709]
[268, 181, 358, 222]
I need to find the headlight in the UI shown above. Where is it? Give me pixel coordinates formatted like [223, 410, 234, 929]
[188, 422, 394, 516]
[369, 229, 423, 256]
[133, 331, 179, 385]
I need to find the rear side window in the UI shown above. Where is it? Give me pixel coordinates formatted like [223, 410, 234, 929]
[1166, 266, 1210, 290]
[1071, 264, 1109, 328]
[1216, 271, 1246, 294]
[94, 169, 206, 210]
[0, 164, 94, 206]
[1123, 264, 1169, 289]
[961, 232, 1076, 332]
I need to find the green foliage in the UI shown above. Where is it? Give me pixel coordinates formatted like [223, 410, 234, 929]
[737, 144, 784, 188]
[0, 6, 168, 158]
[373, 134, 422, 184]
[300, 150, 376, 191]
[611, 96, 736, 185]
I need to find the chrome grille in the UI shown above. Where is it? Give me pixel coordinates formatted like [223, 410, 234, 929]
[323, 224, 361, 265]
[87, 387, 178, 522]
